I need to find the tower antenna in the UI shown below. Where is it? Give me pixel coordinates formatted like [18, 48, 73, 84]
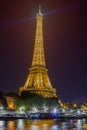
[39, 4, 41, 14]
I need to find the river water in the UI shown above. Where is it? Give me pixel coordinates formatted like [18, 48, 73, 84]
[0, 119, 87, 130]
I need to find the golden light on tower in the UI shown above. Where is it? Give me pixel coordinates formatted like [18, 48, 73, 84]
[19, 6, 57, 98]
[32, 5, 45, 67]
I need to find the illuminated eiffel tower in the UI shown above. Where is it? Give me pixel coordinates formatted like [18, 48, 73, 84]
[19, 6, 57, 98]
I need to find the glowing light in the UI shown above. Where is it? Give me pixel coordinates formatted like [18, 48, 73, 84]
[0, 121, 5, 127]
[0, 106, 3, 110]
[53, 108, 57, 113]
[17, 119, 24, 129]
[31, 125, 39, 130]
[51, 125, 59, 130]
[62, 109, 65, 113]
[7, 121, 16, 128]
[43, 106, 48, 112]
[19, 106, 25, 111]
[32, 106, 38, 113]
[73, 104, 77, 108]
[77, 110, 81, 115]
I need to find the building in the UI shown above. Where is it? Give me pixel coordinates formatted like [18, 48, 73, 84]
[18, 6, 63, 109]
[5, 93, 18, 110]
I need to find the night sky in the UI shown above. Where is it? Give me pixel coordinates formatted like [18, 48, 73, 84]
[0, 0, 87, 103]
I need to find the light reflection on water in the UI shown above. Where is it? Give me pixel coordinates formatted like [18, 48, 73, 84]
[0, 119, 87, 130]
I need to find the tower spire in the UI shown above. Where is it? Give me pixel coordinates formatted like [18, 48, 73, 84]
[39, 5, 41, 14]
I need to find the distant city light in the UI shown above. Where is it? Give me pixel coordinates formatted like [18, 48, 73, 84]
[0, 106, 3, 110]
[19, 106, 25, 111]
[53, 108, 57, 113]
[32, 106, 38, 113]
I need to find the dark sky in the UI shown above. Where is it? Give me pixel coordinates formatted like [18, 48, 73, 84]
[0, 0, 87, 103]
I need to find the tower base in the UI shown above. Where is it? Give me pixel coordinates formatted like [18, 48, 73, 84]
[18, 91, 61, 110]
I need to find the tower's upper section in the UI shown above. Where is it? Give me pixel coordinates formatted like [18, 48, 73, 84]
[37, 5, 43, 17]
[31, 5, 46, 67]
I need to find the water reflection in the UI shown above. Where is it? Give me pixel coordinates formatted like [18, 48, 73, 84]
[0, 121, 5, 130]
[17, 119, 25, 129]
[0, 118, 87, 130]
[7, 121, 16, 130]
[25, 120, 55, 130]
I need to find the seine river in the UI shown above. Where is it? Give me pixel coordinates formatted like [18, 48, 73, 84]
[0, 119, 87, 130]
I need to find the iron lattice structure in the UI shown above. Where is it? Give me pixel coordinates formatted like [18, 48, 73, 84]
[20, 6, 57, 98]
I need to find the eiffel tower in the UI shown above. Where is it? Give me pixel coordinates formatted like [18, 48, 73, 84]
[19, 6, 57, 98]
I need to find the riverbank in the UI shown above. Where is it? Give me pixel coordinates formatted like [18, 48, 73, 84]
[0, 112, 87, 120]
